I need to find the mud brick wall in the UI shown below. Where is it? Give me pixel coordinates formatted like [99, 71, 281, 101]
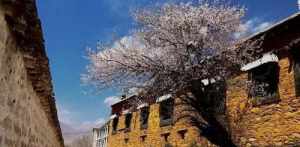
[0, 0, 64, 147]
[227, 57, 300, 147]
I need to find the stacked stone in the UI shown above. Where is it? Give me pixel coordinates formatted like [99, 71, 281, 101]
[0, 0, 64, 146]
[227, 57, 300, 147]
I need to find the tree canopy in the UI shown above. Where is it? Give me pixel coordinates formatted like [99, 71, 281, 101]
[82, 1, 248, 98]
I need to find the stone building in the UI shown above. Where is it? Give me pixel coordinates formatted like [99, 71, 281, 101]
[106, 94, 210, 147]
[227, 12, 300, 146]
[94, 12, 300, 147]
[0, 0, 64, 147]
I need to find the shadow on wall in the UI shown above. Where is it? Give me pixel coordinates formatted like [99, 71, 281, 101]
[175, 80, 236, 147]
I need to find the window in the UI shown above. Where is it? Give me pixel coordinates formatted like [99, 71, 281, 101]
[112, 117, 118, 134]
[161, 132, 170, 142]
[248, 62, 280, 106]
[140, 135, 147, 142]
[294, 60, 300, 96]
[291, 48, 300, 96]
[177, 129, 187, 139]
[200, 80, 226, 115]
[125, 113, 132, 131]
[159, 99, 174, 127]
[140, 107, 149, 129]
[124, 138, 129, 143]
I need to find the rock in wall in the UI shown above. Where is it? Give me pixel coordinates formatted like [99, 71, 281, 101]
[107, 97, 218, 147]
[0, 0, 64, 147]
[227, 58, 300, 146]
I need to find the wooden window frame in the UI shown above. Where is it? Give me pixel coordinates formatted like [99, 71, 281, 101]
[177, 129, 188, 140]
[294, 61, 300, 97]
[124, 138, 129, 143]
[290, 48, 300, 97]
[112, 117, 119, 134]
[140, 107, 149, 129]
[159, 99, 174, 127]
[161, 132, 170, 142]
[124, 113, 132, 132]
[140, 135, 147, 142]
[248, 62, 280, 106]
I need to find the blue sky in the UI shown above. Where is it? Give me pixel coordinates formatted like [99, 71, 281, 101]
[35, 0, 298, 142]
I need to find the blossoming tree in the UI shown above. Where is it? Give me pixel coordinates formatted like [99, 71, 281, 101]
[83, 1, 246, 97]
[83, 1, 252, 146]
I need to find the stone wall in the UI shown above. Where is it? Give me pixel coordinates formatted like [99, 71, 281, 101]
[0, 0, 64, 147]
[107, 98, 217, 147]
[227, 57, 300, 146]
[107, 57, 300, 147]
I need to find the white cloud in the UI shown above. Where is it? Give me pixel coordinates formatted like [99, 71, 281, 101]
[254, 22, 272, 32]
[56, 105, 106, 144]
[234, 18, 273, 39]
[76, 118, 105, 133]
[57, 105, 73, 125]
[112, 35, 145, 50]
[104, 96, 120, 106]
[61, 118, 105, 144]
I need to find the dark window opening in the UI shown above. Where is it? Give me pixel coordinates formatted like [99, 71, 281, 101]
[248, 62, 280, 106]
[112, 117, 119, 134]
[140, 135, 147, 142]
[177, 129, 187, 139]
[161, 133, 170, 142]
[124, 138, 129, 143]
[164, 143, 173, 147]
[140, 107, 149, 129]
[159, 99, 174, 127]
[200, 80, 227, 115]
[290, 48, 300, 97]
[125, 113, 132, 131]
[294, 60, 300, 97]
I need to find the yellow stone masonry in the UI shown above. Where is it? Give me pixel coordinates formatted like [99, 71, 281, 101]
[106, 12, 300, 147]
[107, 102, 204, 147]
[107, 57, 300, 147]
[227, 57, 300, 146]
[107, 93, 224, 147]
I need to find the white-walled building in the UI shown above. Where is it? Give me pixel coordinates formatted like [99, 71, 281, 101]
[92, 122, 109, 147]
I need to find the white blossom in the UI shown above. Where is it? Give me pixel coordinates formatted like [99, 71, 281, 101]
[82, 1, 248, 97]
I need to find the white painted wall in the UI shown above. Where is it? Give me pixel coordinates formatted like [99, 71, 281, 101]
[92, 123, 109, 147]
